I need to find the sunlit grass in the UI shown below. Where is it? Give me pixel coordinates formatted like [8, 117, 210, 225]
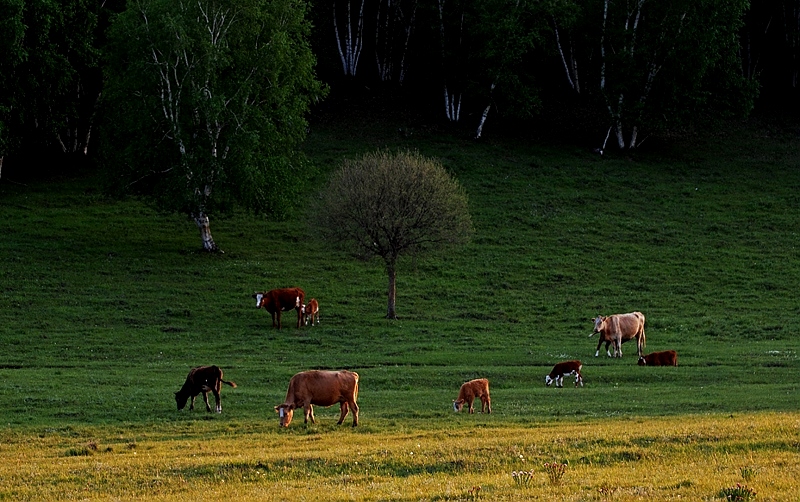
[1, 413, 798, 500]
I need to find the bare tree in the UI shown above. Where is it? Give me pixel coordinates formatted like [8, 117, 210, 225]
[314, 150, 473, 319]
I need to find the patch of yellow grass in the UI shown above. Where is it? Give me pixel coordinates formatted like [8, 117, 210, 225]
[1, 412, 797, 501]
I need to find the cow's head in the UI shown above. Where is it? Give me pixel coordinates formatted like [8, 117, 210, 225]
[452, 399, 465, 412]
[175, 392, 189, 410]
[545, 375, 554, 386]
[591, 316, 606, 336]
[252, 293, 265, 308]
[637, 356, 647, 366]
[275, 404, 294, 427]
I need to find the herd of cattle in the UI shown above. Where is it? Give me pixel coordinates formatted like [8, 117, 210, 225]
[174, 293, 678, 426]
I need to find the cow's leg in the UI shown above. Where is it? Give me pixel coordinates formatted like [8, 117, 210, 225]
[271, 312, 277, 328]
[595, 337, 604, 357]
[189, 395, 196, 410]
[296, 306, 302, 328]
[468, 398, 475, 414]
[337, 402, 350, 425]
[276, 309, 282, 330]
[349, 400, 359, 427]
[213, 387, 222, 413]
[202, 391, 212, 412]
[575, 372, 583, 387]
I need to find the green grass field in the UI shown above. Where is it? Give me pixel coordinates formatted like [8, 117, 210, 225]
[0, 116, 798, 500]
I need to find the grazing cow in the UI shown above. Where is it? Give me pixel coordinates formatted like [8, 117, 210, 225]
[275, 370, 359, 427]
[253, 287, 305, 329]
[453, 378, 492, 414]
[302, 298, 319, 326]
[590, 312, 646, 358]
[545, 360, 583, 388]
[638, 350, 678, 366]
[175, 365, 237, 413]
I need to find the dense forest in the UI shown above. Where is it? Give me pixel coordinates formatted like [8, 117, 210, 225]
[1, 0, 799, 178]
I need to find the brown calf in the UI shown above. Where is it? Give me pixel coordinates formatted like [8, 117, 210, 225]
[275, 370, 360, 427]
[453, 378, 491, 414]
[638, 350, 678, 366]
[175, 365, 237, 413]
[253, 287, 305, 329]
[302, 298, 319, 326]
[545, 360, 583, 388]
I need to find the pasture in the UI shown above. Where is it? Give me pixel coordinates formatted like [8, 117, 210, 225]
[0, 116, 799, 500]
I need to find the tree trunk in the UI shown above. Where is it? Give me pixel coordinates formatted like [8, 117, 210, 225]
[193, 212, 221, 252]
[385, 259, 397, 319]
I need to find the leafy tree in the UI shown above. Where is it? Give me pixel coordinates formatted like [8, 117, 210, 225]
[0, 0, 106, 174]
[314, 150, 473, 319]
[102, 0, 325, 251]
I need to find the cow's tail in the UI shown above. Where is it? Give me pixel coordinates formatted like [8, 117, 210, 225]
[222, 379, 237, 388]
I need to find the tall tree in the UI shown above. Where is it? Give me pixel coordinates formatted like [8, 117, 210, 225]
[553, 0, 755, 150]
[314, 150, 473, 319]
[0, 0, 107, 173]
[103, 0, 325, 252]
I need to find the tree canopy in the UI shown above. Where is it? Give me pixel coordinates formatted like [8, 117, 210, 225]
[314, 150, 473, 319]
[102, 0, 325, 251]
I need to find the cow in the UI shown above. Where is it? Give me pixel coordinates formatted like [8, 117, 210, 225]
[590, 312, 646, 358]
[302, 298, 319, 326]
[253, 287, 305, 329]
[638, 350, 678, 366]
[275, 370, 359, 427]
[452, 378, 492, 414]
[545, 360, 583, 388]
[175, 365, 237, 413]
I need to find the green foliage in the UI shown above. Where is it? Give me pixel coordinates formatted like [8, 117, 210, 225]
[719, 483, 757, 501]
[314, 149, 473, 318]
[102, 0, 325, 221]
[0, 0, 102, 157]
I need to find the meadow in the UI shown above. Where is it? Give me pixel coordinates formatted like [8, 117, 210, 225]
[0, 113, 798, 500]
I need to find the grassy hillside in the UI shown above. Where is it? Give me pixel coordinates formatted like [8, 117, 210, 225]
[0, 116, 798, 499]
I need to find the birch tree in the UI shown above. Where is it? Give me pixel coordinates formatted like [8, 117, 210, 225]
[333, 0, 365, 76]
[314, 150, 473, 320]
[375, 0, 417, 83]
[103, 0, 324, 252]
[0, 0, 108, 172]
[553, 0, 753, 150]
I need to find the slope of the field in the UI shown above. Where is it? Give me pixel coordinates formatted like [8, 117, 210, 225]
[0, 117, 798, 429]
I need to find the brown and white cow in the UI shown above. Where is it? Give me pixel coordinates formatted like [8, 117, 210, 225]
[545, 360, 583, 388]
[302, 298, 319, 326]
[638, 350, 678, 366]
[253, 287, 305, 329]
[590, 312, 646, 358]
[453, 378, 491, 414]
[175, 365, 237, 413]
[275, 370, 360, 427]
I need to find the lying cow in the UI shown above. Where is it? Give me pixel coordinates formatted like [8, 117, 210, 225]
[638, 350, 678, 366]
[545, 360, 583, 388]
[253, 287, 305, 329]
[453, 378, 491, 414]
[175, 365, 237, 413]
[302, 298, 319, 326]
[590, 311, 646, 358]
[275, 370, 359, 427]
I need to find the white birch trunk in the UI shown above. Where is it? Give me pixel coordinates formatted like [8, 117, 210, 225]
[443, 86, 461, 122]
[334, 0, 365, 76]
[474, 82, 495, 139]
[193, 212, 220, 252]
[553, 20, 579, 93]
